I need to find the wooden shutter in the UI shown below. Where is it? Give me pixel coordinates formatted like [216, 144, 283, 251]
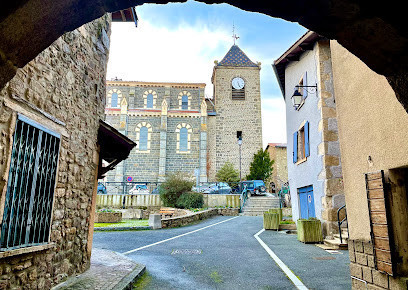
[293, 131, 298, 163]
[304, 121, 310, 157]
[365, 171, 394, 275]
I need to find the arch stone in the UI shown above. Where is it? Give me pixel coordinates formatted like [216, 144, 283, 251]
[1, 0, 408, 111]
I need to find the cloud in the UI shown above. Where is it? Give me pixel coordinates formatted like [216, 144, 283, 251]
[261, 97, 287, 146]
[107, 21, 230, 97]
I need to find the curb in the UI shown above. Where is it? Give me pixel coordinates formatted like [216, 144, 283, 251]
[112, 263, 146, 290]
[94, 226, 152, 231]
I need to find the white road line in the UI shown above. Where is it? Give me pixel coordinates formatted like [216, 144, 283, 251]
[254, 229, 308, 290]
[122, 216, 240, 255]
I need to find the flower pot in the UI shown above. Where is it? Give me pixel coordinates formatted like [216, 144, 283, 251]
[263, 212, 279, 230]
[297, 219, 323, 243]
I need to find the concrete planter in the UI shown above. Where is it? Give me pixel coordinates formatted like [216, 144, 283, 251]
[95, 211, 122, 223]
[263, 212, 280, 230]
[297, 219, 323, 243]
[268, 208, 283, 222]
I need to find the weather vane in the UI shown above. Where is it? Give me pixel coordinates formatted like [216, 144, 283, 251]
[232, 23, 240, 45]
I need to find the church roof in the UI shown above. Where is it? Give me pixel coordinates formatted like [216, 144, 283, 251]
[218, 45, 258, 67]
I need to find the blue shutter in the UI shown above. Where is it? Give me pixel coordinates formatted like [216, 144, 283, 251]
[139, 127, 148, 151]
[147, 94, 153, 108]
[303, 72, 308, 99]
[305, 121, 310, 157]
[293, 131, 298, 163]
[180, 128, 188, 151]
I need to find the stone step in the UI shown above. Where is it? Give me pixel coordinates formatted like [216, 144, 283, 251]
[323, 238, 348, 250]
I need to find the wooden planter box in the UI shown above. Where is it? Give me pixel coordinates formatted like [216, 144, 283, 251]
[95, 212, 122, 223]
[263, 212, 279, 230]
[297, 219, 323, 243]
[268, 208, 282, 222]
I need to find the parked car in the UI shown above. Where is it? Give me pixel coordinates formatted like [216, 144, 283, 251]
[192, 183, 216, 193]
[97, 182, 107, 194]
[129, 184, 149, 194]
[242, 180, 267, 196]
[208, 182, 232, 194]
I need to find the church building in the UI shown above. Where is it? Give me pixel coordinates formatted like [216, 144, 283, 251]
[104, 44, 263, 184]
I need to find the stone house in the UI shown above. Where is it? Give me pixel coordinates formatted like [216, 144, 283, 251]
[265, 143, 288, 193]
[273, 31, 345, 238]
[330, 41, 408, 289]
[104, 44, 263, 185]
[0, 12, 134, 289]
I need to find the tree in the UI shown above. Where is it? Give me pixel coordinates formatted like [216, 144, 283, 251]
[246, 149, 274, 181]
[216, 161, 240, 185]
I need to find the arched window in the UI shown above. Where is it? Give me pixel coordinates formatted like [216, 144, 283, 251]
[176, 123, 192, 153]
[181, 95, 188, 110]
[143, 90, 157, 109]
[111, 92, 118, 107]
[146, 93, 153, 108]
[180, 127, 188, 151]
[136, 122, 152, 153]
[178, 91, 191, 110]
[139, 126, 148, 151]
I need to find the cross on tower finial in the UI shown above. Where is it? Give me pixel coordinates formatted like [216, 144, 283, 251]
[232, 23, 240, 45]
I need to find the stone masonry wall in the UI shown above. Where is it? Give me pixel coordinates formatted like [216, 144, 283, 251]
[349, 239, 408, 289]
[316, 40, 345, 237]
[266, 146, 288, 192]
[209, 66, 263, 180]
[0, 15, 110, 288]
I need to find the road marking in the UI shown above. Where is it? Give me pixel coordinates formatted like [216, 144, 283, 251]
[122, 216, 240, 255]
[254, 229, 308, 290]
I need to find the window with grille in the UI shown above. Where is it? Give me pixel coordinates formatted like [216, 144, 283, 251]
[139, 126, 148, 151]
[146, 93, 153, 108]
[111, 92, 118, 107]
[0, 115, 60, 251]
[181, 95, 188, 110]
[179, 128, 188, 151]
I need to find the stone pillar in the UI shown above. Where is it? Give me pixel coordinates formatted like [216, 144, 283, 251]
[158, 99, 168, 182]
[200, 100, 208, 182]
[316, 40, 345, 238]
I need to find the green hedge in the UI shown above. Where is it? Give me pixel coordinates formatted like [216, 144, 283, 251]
[176, 192, 204, 209]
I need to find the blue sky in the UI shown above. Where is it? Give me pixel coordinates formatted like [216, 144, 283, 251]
[107, 1, 307, 146]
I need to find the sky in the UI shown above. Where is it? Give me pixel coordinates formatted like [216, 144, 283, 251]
[106, 1, 307, 147]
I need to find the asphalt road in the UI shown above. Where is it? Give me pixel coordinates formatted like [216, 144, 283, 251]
[92, 216, 351, 289]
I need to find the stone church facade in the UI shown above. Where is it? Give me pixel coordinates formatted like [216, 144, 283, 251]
[105, 45, 263, 183]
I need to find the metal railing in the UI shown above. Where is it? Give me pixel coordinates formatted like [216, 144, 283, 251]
[337, 204, 348, 243]
[239, 184, 249, 212]
[98, 182, 163, 195]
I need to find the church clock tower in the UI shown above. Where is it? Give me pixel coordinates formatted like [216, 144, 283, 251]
[207, 45, 263, 180]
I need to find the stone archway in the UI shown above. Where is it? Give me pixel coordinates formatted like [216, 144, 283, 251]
[1, 0, 408, 111]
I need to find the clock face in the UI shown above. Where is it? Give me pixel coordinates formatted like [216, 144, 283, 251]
[232, 77, 245, 90]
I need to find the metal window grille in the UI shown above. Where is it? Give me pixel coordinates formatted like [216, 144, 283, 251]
[0, 116, 60, 251]
[181, 95, 188, 110]
[146, 93, 153, 108]
[180, 127, 188, 151]
[139, 126, 148, 151]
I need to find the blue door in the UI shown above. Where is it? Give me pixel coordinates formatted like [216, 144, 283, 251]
[298, 185, 315, 219]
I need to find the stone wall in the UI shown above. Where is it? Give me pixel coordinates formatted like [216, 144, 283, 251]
[349, 239, 408, 289]
[266, 145, 288, 192]
[0, 15, 110, 288]
[104, 82, 206, 183]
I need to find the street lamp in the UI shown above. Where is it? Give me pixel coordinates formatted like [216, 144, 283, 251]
[291, 84, 318, 109]
[238, 135, 242, 181]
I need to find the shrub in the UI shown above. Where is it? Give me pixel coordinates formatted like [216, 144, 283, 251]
[176, 192, 204, 209]
[159, 173, 195, 207]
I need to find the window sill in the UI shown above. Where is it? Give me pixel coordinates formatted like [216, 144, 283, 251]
[0, 242, 55, 259]
[296, 157, 307, 165]
[177, 151, 191, 154]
